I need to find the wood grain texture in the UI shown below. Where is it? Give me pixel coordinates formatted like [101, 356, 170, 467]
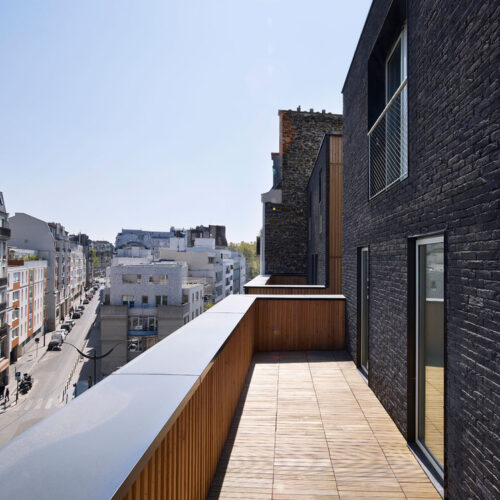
[255, 298, 345, 351]
[247, 286, 328, 295]
[328, 135, 343, 294]
[121, 310, 255, 500]
[267, 275, 308, 285]
[209, 351, 441, 499]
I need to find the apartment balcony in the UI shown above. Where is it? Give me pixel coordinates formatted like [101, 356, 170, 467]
[0, 301, 6, 312]
[0, 277, 6, 288]
[0, 295, 439, 499]
[0, 226, 10, 238]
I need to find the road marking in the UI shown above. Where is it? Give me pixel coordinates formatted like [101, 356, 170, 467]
[45, 398, 54, 409]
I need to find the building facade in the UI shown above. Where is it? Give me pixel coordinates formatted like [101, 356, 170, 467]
[0, 193, 11, 387]
[7, 258, 47, 365]
[261, 108, 343, 275]
[101, 260, 203, 375]
[342, 1, 498, 497]
[9, 214, 72, 330]
[90, 240, 114, 278]
[70, 243, 86, 304]
[306, 133, 343, 291]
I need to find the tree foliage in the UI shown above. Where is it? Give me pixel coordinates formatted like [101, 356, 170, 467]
[229, 241, 260, 281]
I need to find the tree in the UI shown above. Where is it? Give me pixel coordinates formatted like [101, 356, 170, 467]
[229, 241, 260, 280]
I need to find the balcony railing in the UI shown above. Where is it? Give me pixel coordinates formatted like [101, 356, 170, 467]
[0, 294, 345, 499]
[368, 78, 408, 198]
[0, 277, 6, 287]
[0, 227, 10, 238]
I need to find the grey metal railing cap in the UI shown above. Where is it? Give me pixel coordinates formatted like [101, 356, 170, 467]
[0, 373, 198, 500]
[206, 295, 256, 314]
[116, 311, 246, 376]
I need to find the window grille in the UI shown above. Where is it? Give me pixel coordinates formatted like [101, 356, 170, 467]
[368, 26, 407, 198]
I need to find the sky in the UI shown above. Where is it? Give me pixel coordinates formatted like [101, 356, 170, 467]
[0, 0, 372, 244]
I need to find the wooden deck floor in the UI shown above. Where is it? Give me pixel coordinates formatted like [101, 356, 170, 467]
[208, 351, 441, 499]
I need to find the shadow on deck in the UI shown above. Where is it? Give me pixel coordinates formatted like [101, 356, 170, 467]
[209, 351, 440, 499]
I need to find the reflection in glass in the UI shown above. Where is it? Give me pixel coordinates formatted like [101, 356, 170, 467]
[418, 242, 444, 470]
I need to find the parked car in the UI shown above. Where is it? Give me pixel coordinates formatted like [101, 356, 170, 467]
[72, 312, 81, 319]
[93, 286, 99, 291]
[83, 299, 89, 304]
[61, 323, 71, 333]
[48, 332, 64, 350]
[77, 305, 85, 312]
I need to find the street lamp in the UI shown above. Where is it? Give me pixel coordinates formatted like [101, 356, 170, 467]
[64, 342, 122, 386]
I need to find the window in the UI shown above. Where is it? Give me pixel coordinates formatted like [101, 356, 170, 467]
[208, 256, 215, 264]
[142, 295, 148, 304]
[155, 295, 168, 306]
[149, 274, 168, 284]
[13, 272, 20, 283]
[368, 21, 408, 198]
[11, 327, 18, 340]
[122, 274, 141, 284]
[122, 295, 135, 307]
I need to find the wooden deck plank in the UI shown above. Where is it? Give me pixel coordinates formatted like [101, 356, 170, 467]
[208, 351, 441, 499]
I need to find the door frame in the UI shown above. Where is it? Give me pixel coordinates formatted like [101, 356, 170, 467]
[415, 235, 445, 478]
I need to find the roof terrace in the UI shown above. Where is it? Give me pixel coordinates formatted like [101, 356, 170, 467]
[0, 294, 439, 499]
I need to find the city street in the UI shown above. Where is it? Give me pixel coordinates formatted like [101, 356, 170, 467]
[0, 288, 102, 448]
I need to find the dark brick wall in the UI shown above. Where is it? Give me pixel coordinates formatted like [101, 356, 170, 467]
[264, 110, 343, 275]
[343, 1, 499, 498]
[307, 136, 329, 284]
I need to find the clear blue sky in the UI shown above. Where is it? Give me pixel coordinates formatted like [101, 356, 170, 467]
[0, 1, 371, 244]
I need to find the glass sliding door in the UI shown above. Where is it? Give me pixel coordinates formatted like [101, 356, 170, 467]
[360, 247, 369, 375]
[416, 236, 444, 475]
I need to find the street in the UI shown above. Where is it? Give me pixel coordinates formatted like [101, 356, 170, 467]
[0, 288, 102, 448]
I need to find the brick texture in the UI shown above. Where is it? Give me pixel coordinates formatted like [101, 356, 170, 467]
[342, 1, 499, 498]
[265, 110, 343, 275]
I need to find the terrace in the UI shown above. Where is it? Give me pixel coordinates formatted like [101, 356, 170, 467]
[0, 294, 439, 499]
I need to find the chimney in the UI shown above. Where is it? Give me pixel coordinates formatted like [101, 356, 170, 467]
[297, 105, 301, 112]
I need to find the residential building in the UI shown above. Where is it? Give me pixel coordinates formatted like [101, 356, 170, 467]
[0, 193, 10, 387]
[159, 241, 223, 304]
[341, 1, 498, 496]
[1, 4, 497, 498]
[8, 214, 72, 329]
[261, 108, 343, 276]
[101, 260, 203, 375]
[306, 133, 343, 291]
[89, 240, 114, 278]
[69, 243, 86, 303]
[230, 250, 246, 294]
[7, 255, 47, 365]
[70, 233, 91, 288]
[186, 225, 227, 247]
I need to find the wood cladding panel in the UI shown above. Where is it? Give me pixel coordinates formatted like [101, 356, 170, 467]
[255, 299, 345, 351]
[247, 286, 328, 295]
[121, 310, 255, 500]
[267, 275, 308, 285]
[328, 135, 343, 295]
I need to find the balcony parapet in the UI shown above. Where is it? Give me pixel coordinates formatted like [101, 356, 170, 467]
[245, 274, 330, 295]
[0, 294, 345, 499]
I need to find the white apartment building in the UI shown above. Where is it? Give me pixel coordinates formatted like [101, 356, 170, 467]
[159, 239, 224, 304]
[101, 260, 203, 375]
[7, 257, 47, 364]
[9, 214, 73, 329]
[70, 243, 86, 302]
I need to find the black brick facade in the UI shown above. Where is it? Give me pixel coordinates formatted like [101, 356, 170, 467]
[307, 136, 329, 285]
[342, 1, 499, 498]
[264, 110, 343, 275]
